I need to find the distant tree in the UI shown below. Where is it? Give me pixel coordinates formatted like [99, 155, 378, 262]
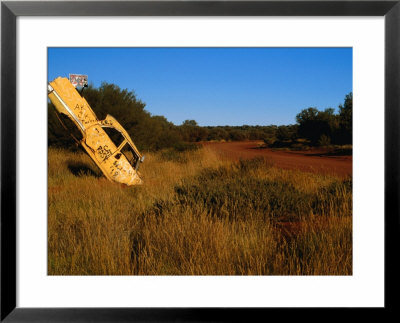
[207, 127, 229, 141]
[296, 107, 319, 143]
[248, 129, 266, 140]
[318, 134, 331, 147]
[276, 126, 291, 141]
[179, 120, 208, 142]
[228, 129, 246, 141]
[338, 92, 352, 144]
[182, 120, 198, 127]
[263, 137, 275, 146]
[296, 107, 338, 145]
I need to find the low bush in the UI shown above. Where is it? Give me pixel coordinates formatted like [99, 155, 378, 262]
[174, 158, 351, 221]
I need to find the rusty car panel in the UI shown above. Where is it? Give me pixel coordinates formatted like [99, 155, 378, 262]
[48, 77, 143, 186]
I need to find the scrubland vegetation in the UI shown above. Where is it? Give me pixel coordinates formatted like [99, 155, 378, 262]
[48, 146, 352, 275]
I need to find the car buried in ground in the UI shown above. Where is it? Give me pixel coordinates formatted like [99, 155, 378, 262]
[48, 76, 144, 186]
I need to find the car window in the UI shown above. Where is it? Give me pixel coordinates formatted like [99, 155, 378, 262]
[121, 143, 139, 169]
[102, 126, 125, 148]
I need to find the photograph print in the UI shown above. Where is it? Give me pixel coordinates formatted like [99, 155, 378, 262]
[47, 47, 352, 275]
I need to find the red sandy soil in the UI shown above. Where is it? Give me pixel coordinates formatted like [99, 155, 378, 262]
[202, 141, 352, 178]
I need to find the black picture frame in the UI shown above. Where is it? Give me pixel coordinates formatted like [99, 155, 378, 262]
[1, 1, 399, 321]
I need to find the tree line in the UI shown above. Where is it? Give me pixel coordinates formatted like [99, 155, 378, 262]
[48, 82, 352, 152]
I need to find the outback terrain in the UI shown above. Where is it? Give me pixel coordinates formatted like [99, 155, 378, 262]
[48, 141, 352, 276]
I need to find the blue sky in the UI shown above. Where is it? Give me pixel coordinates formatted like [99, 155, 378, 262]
[48, 47, 352, 126]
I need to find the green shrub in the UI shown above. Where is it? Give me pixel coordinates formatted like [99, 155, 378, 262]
[318, 134, 331, 147]
[160, 149, 188, 163]
[173, 158, 352, 221]
[172, 142, 200, 152]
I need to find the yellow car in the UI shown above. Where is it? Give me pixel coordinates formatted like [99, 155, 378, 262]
[48, 77, 144, 186]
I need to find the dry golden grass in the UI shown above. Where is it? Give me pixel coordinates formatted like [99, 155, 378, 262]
[48, 146, 352, 275]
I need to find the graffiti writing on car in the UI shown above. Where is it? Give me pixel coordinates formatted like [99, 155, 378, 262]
[96, 145, 112, 161]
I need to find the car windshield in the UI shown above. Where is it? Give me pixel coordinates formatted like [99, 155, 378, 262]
[121, 143, 140, 169]
[102, 126, 125, 148]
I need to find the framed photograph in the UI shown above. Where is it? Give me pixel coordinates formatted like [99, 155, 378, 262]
[1, 0, 399, 321]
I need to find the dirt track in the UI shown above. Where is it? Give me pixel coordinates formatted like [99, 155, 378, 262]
[202, 141, 352, 177]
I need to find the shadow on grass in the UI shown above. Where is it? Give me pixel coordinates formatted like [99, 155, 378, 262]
[306, 148, 352, 157]
[67, 162, 101, 178]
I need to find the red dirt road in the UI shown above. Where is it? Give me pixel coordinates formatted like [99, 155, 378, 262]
[202, 141, 352, 177]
